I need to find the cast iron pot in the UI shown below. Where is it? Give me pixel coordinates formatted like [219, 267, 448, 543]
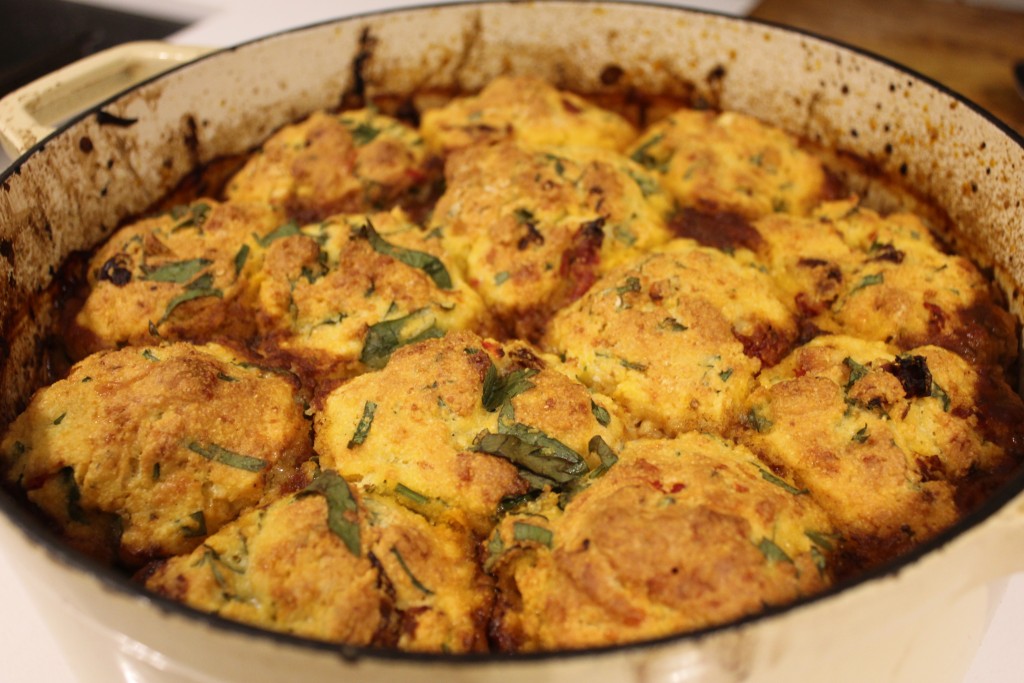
[1, 3, 1023, 682]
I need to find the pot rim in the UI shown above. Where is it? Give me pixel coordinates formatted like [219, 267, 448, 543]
[2, 0, 1023, 666]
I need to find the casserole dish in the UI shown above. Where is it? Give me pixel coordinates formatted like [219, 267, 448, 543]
[1, 2, 1024, 681]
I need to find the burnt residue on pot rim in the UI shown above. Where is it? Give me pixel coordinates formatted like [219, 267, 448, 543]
[2, 0, 1024, 667]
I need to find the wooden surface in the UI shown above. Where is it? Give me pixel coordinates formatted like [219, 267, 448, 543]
[750, 0, 1024, 136]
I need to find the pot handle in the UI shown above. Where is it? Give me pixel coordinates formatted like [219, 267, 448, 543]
[0, 41, 212, 160]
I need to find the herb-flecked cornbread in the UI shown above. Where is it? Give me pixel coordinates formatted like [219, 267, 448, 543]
[3, 75, 1023, 654]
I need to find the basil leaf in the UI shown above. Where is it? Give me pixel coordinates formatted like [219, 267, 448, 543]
[757, 537, 793, 564]
[347, 401, 377, 449]
[587, 435, 618, 478]
[159, 273, 223, 324]
[255, 221, 301, 247]
[752, 462, 808, 495]
[360, 308, 445, 369]
[187, 441, 267, 472]
[390, 546, 434, 595]
[301, 470, 360, 556]
[513, 521, 553, 548]
[473, 424, 588, 489]
[590, 400, 611, 427]
[354, 220, 452, 290]
[141, 258, 212, 284]
[481, 364, 538, 413]
[180, 510, 207, 538]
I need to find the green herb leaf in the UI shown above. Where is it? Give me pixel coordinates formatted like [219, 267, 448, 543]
[590, 400, 611, 427]
[216, 372, 238, 382]
[619, 358, 648, 372]
[395, 483, 430, 506]
[170, 202, 211, 232]
[233, 244, 250, 277]
[141, 258, 212, 284]
[347, 401, 377, 449]
[719, 368, 734, 382]
[659, 317, 689, 332]
[752, 462, 808, 495]
[629, 133, 666, 171]
[805, 529, 840, 552]
[843, 357, 869, 390]
[625, 169, 660, 197]
[58, 466, 85, 523]
[847, 272, 884, 297]
[187, 441, 267, 472]
[301, 470, 360, 556]
[159, 273, 223, 324]
[360, 309, 445, 369]
[347, 120, 381, 146]
[757, 537, 793, 564]
[931, 381, 951, 412]
[615, 276, 642, 296]
[353, 220, 452, 289]
[745, 406, 773, 433]
[53, 412, 66, 426]
[513, 521, 553, 548]
[472, 425, 588, 490]
[142, 349, 161, 362]
[481, 364, 538, 413]
[180, 510, 207, 538]
[587, 435, 618, 478]
[390, 546, 434, 595]
[852, 424, 870, 443]
[494, 271, 510, 286]
[255, 221, 301, 247]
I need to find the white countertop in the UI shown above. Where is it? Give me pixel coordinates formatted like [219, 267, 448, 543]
[2, 1, 1022, 681]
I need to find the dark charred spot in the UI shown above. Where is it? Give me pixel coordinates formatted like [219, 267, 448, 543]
[973, 369, 1024, 458]
[669, 207, 763, 253]
[507, 345, 546, 372]
[96, 110, 139, 127]
[183, 115, 200, 159]
[97, 254, 133, 287]
[558, 217, 605, 304]
[341, 26, 377, 109]
[734, 325, 792, 367]
[883, 354, 932, 398]
[79, 137, 94, 153]
[0, 239, 13, 266]
[600, 64, 625, 86]
[869, 242, 904, 263]
[915, 455, 946, 482]
[561, 96, 583, 114]
[393, 98, 420, 128]
[517, 220, 545, 251]
[797, 257, 843, 281]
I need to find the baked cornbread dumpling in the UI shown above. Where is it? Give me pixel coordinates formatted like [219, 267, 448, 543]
[68, 200, 283, 359]
[0, 342, 313, 567]
[625, 108, 839, 251]
[429, 140, 672, 338]
[225, 109, 437, 223]
[544, 239, 798, 437]
[144, 471, 491, 652]
[314, 331, 626, 535]
[252, 208, 493, 388]
[734, 334, 1024, 568]
[487, 433, 834, 651]
[420, 75, 637, 154]
[754, 200, 1018, 368]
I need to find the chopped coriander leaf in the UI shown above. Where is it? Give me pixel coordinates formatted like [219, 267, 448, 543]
[347, 401, 377, 448]
[805, 530, 840, 552]
[659, 317, 688, 332]
[395, 483, 430, 505]
[590, 400, 611, 427]
[152, 462, 161, 481]
[148, 320, 161, 338]
[255, 221, 301, 247]
[81, 376, 93, 383]
[346, 120, 381, 146]
[301, 470, 360, 556]
[629, 133, 666, 171]
[626, 169, 659, 197]
[757, 537, 793, 564]
[811, 546, 827, 575]
[52, 412, 66, 426]
[390, 546, 434, 595]
[615, 276, 642, 296]
[352, 219, 452, 289]
[216, 372, 239, 382]
[613, 225, 637, 246]
[360, 308, 445, 369]
[142, 349, 161, 362]
[845, 273, 884, 299]
[719, 368, 734, 382]
[513, 521, 553, 548]
[141, 258, 212, 283]
[487, 533, 505, 560]
[187, 441, 267, 472]
[180, 510, 207, 538]
[619, 358, 648, 372]
[494, 271, 510, 286]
